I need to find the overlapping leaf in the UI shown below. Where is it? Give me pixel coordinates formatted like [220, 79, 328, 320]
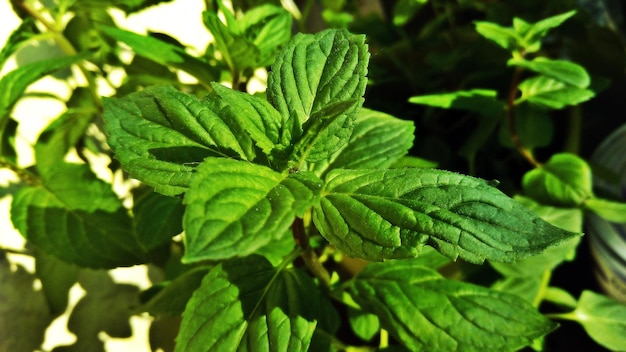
[10, 163, 146, 268]
[183, 158, 322, 262]
[267, 29, 369, 162]
[508, 57, 590, 88]
[351, 259, 557, 352]
[314, 168, 578, 263]
[176, 255, 320, 352]
[517, 76, 594, 109]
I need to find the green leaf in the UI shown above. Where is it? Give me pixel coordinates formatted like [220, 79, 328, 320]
[498, 103, 553, 149]
[518, 10, 576, 53]
[133, 191, 184, 250]
[98, 25, 216, 85]
[523, 153, 592, 206]
[351, 259, 557, 351]
[347, 307, 380, 341]
[491, 275, 543, 305]
[543, 286, 578, 310]
[314, 168, 578, 263]
[409, 89, 504, 116]
[0, 117, 18, 164]
[10, 163, 146, 268]
[0, 17, 38, 70]
[176, 255, 319, 351]
[563, 290, 626, 351]
[0, 54, 86, 122]
[35, 248, 80, 315]
[508, 57, 590, 88]
[183, 158, 322, 262]
[517, 76, 595, 109]
[35, 88, 95, 169]
[139, 266, 211, 316]
[267, 29, 369, 161]
[311, 108, 415, 175]
[474, 22, 521, 51]
[203, 10, 259, 71]
[584, 197, 626, 223]
[240, 4, 293, 67]
[102, 85, 256, 196]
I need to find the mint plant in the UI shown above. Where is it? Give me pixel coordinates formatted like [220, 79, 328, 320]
[3, 1, 626, 351]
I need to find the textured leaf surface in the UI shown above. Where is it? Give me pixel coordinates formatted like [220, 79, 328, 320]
[99, 25, 216, 84]
[311, 108, 414, 175]
[351, 259, 557, 352]
[183, 158, 323, 262]
[176, 255, 319, 352]
[267, 29, 369, 162]
[566, 290, 626, 351]
[517, 76, 594, 109]
[10, 163, 146, 268]
[0, 54, 85, 121]
[314, 168, 578, 263]
[522, 153, 592, 206]
[103, 85, 256, 195]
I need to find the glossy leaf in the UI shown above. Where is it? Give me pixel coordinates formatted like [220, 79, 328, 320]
[523, 153, 592, 206]
[102, 85, 256, 196]
[409, 89, 504, 116]
[564, 290, 626, 351]
[311, 108, 415, 175]
[183, 158, 322, 262]
[176, 255, 320, 351]
[98, 25, 216, 84]
[0, 54, 86, 121]
[351, 259, 557, 351]
[517, 76, 595, 109]
[314, 168, 578, 263]
[267, 29, 369, 162]
[10, 163, 146, 268]
[508, 57, 590, 88]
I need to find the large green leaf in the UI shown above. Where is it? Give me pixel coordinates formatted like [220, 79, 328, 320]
[98, 25, 216, 84]
[351, 259, 557, 351]
[183, 158, 322, 262]
[522, 153, 592, 206]
[267, 29, 369, 162]
[176, 255, 320, 351]
[313, 168, 578, 263]
[133, 190, 184, 250]
[561, 290, 626, 351]
[517, 76, 594, 109]
[0, 54, 86, 122]
[10, 163, 146, 268]
[508, 57, 590, 88]
[311, 108, 415, 175]
[102, 85, 257, 196]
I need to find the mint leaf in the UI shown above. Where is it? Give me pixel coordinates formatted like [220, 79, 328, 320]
[133, 191, 184, 250]
[183, 158, 322, 262]
[267, 29, 369, 162]
[314, 168, 578, 263]
[584, 197, 626, 223]
[409, 89, 504, 116]
[518, 10, 576, 53]
[0, 54, 86, 121]
[517, 76, 594, 109]
[562, 290, 626, 351]
[203, 10, 259, 71]
[139, 266, 211, 316]
[10, 163, 146, 268]
[508, 57, 590, 88]
[99, 25, 216, 84]
[0, 17, 37, 70]
[176, 255, 319, 351]
[347, 307, 380, 341]
[103, 85, 256, 195]
[311, 108, 415, 175]
[351, 259, 557, 351]
[239, 4, 293, 67]
[474, 22, 520, 51]
[34, 248, 79, 315]
[523, 153, 592, 206]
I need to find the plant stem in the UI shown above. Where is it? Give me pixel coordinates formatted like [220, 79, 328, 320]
[533, 270, 552, 307]
[0, 157, 40, 185]
[506, 66, 540, 167]
[292, 217, 331, 287]
[17, 0, 102, 110]
[564, 106, 582, 154]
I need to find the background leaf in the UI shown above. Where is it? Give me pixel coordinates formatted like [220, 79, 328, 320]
[10, 163, 146, 268]
[133, 190, 184, 250]
[351, 259, 557, 351]
[508, 57, 590, 88]
[176, 255, 320, 352]
[35, 248, 80, 315]
[314, 168, 578, 263]
[517, 76, 595, 109]
[183, 158, 322, 262]
[409, 89, 504, 117]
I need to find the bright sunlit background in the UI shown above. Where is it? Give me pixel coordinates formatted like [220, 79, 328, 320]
[0, 1, 212, 350]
